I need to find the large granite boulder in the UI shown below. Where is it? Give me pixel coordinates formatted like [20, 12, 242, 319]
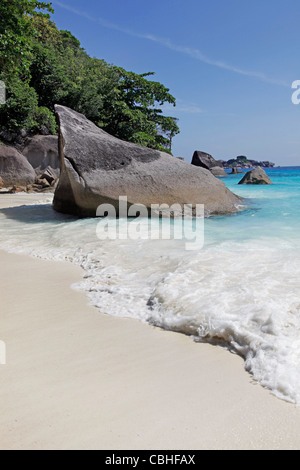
[210, 166, 227, 177]
[191, 151, 227, 177]
[238, 167, 273, 185]
[53, 106, 242, 217]
[22, 135, 59, 177]
[0, 145, 36, 187]
[192, 151, 224, 169]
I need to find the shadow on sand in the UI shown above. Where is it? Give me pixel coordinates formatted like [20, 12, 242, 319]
[0, 203, 77, 225]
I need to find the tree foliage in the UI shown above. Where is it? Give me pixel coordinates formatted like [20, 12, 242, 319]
[0, 0, 53, 75]
[0, 4, 179, 152]
[100, 67, 179, 151]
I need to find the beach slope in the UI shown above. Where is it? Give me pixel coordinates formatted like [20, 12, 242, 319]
[0, 195, 300, 450]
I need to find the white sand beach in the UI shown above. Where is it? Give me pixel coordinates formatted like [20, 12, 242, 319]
[0, 193, 300, 450]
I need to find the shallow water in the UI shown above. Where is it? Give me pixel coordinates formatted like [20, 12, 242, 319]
[0, 167, 300, 404]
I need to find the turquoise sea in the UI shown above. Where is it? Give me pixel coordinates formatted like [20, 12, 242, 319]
[0, 166, 300, 404]
[207, 167, 300, 245]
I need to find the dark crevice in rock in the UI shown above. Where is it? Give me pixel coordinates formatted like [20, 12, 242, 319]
[65, 156, 84, 180]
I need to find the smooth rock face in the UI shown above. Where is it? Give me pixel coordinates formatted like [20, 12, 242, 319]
[22, 135, 59, 177]
[53, 105, 242, 217]
[210, 166, 228, 177]
[191, 151, 224, 170]
[192, 151, 227, 177]
[238, 166, 273, 185]
[0, 146, 36, 186]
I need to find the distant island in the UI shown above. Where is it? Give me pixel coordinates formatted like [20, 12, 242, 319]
[219, 156, 275, 169]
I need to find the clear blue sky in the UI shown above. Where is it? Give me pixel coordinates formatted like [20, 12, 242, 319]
[51, 0, 300, 165]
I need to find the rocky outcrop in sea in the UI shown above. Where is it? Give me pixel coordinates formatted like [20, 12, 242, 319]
[191, 151, 227, 177]
[220, 156, 275, 169]
[238, 167, 273, 185]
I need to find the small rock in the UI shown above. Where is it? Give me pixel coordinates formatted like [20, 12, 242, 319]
[35, 178, 51, 188]
[10, 185, 26, 193]
[40, 166, 57, 184]
[238, 167, 273, 185]
[231, 168, 243, 174]
[26, 185, 34, 193]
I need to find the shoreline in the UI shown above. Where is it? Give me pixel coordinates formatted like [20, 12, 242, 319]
[1, 194, 300, 450]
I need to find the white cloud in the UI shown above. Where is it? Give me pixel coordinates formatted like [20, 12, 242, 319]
[53, 0, 289, 87]
[177, 105, 204, 114]
[162, 101, 204, 114]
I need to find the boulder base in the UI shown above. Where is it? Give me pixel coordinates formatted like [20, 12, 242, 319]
[53, 106, 242, 217]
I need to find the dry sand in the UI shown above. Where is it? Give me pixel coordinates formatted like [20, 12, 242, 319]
[0, 193, 300, 450]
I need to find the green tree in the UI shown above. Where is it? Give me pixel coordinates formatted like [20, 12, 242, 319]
[0, 75, 38, 131]
[0, 0, 53, 75]
[101, 68, 179, 153]
[29, 41, 67, 107]
[1, 8, 180, 152]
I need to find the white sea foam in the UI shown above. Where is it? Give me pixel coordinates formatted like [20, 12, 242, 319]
[0, 201, 300, 404]
[147, 242, 300, 404]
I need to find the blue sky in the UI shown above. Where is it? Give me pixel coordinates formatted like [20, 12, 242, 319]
[51, 0, 300, 165]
